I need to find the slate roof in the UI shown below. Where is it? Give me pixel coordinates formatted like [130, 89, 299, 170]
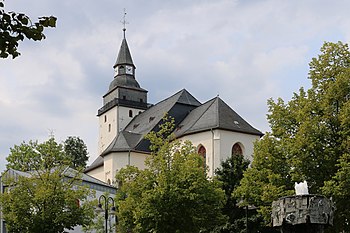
[175, 97, 263, 137]
[86, 89, 262, 173]
[4, 168, 115, 190]
[114, 38, 134, 67]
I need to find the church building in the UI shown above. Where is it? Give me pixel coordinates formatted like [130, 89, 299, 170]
[85, 30, 263, 184]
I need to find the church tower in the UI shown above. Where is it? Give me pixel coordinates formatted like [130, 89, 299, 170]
[97, 29, 148, 154]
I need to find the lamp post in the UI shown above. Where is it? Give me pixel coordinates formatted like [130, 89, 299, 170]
[97, 194, 116, 233]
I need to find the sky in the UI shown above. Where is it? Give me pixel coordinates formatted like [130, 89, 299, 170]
[1, 0, 350, 172]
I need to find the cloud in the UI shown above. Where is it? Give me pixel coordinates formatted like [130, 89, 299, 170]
[1, 0, 350, 172]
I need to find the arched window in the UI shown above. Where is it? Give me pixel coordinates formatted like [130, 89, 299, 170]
[129, 110, 133, 117]
[232, 143, 243, 156]
[198, 145, 206, 165]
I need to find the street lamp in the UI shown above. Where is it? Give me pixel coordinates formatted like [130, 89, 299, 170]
[97, 194, 117, 233]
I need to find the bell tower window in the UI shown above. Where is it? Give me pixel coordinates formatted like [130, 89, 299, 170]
[117, 65, 124, 75]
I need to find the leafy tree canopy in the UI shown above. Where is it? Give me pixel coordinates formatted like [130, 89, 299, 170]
[64, 136, 89, 169]
[214, 155, 250, 233]
[1, 137, 95, 233]
[235, 41, 350, 231]
[0, 0, 56, 58]
[115, 116, 227, 233]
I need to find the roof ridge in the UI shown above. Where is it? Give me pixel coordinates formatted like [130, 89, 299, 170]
[180, 97, 217, 133]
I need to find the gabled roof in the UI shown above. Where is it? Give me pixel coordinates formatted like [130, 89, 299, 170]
[114, 38, 134, 67]
[4, 167, 115, 190]
[101, 131, 143, 156]
[87, 90, 263, 173]
[124, 89, 200, 135]
[100, 89, 201, 156]
[85, 155, 103, 172]
[174, 97, 263, 137]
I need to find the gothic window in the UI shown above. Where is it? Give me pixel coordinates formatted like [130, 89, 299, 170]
[232, 143, 243, 156]
[129, 110, 133, 117]
[198, 145, 206, 165]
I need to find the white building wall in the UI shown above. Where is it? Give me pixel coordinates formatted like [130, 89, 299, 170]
[98, 108, 117, 155]
[178, 131, 216, 176]
[98, 106, 145, 155]
[219, 130, 260, 163]
[103, 151, 147, 184]
[86, 166, 104, 182]
[178, 129, 260, 177]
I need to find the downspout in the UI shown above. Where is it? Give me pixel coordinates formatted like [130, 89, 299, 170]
[128, 149, 131, 166]
[211, 128, 214, 177]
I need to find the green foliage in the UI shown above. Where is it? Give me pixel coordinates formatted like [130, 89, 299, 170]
[6, 137, 67, 172]
[0, 137, 95, 233]
[214, 154, 250, 233]
[322, 153, 350, 232]
[115, 115, 226, 233]
[64, 136, 89, 169]
[0, 0, 56, 58]
[236, 41, 350, 231]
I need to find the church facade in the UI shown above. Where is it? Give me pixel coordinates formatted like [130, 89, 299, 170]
[85, 33, 263, 184]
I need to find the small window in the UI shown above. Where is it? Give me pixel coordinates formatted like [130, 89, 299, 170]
[123, 95, 126, 100]
[140, 98, 143, 103]
[129, 110, 133, 117]
[104, 115, 107, 122]
[108, 124, 111, 132]
[232, 143, 243, 156]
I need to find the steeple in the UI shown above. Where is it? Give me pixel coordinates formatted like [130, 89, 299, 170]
[113, 38, 134, 69]
[112, 9, 135, 78]
[109, 14, 142, 90]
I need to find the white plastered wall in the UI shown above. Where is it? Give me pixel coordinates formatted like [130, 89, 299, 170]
[98, 106, 145, 155]
[178, 129, 260, 177]
[218, 130, 260, 163]
[102, 151, 147, 183]
[86, 165, 104, 182]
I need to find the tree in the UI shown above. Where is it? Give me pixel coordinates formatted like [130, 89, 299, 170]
[0, 137, 95, 233]
[235, 41, 350, 231]
[115, 116, 227, 233]
[64, 136, 89, 169]
[214, 154, 250, 233]
[0, 0, 56, 58]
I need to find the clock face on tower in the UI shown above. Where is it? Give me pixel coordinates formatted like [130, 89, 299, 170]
[125, 65, 133, 75]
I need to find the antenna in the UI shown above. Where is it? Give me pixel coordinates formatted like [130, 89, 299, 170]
[121, 8, 129, 38]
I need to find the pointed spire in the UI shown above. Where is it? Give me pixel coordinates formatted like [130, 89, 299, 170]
[114, 38, 134, 68]
[113, 9, 133, 69]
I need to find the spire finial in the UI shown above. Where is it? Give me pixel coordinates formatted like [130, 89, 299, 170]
[121, 8, 129, 39]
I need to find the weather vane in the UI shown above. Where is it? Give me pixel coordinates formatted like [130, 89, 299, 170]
[121, 8, 129, 38]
